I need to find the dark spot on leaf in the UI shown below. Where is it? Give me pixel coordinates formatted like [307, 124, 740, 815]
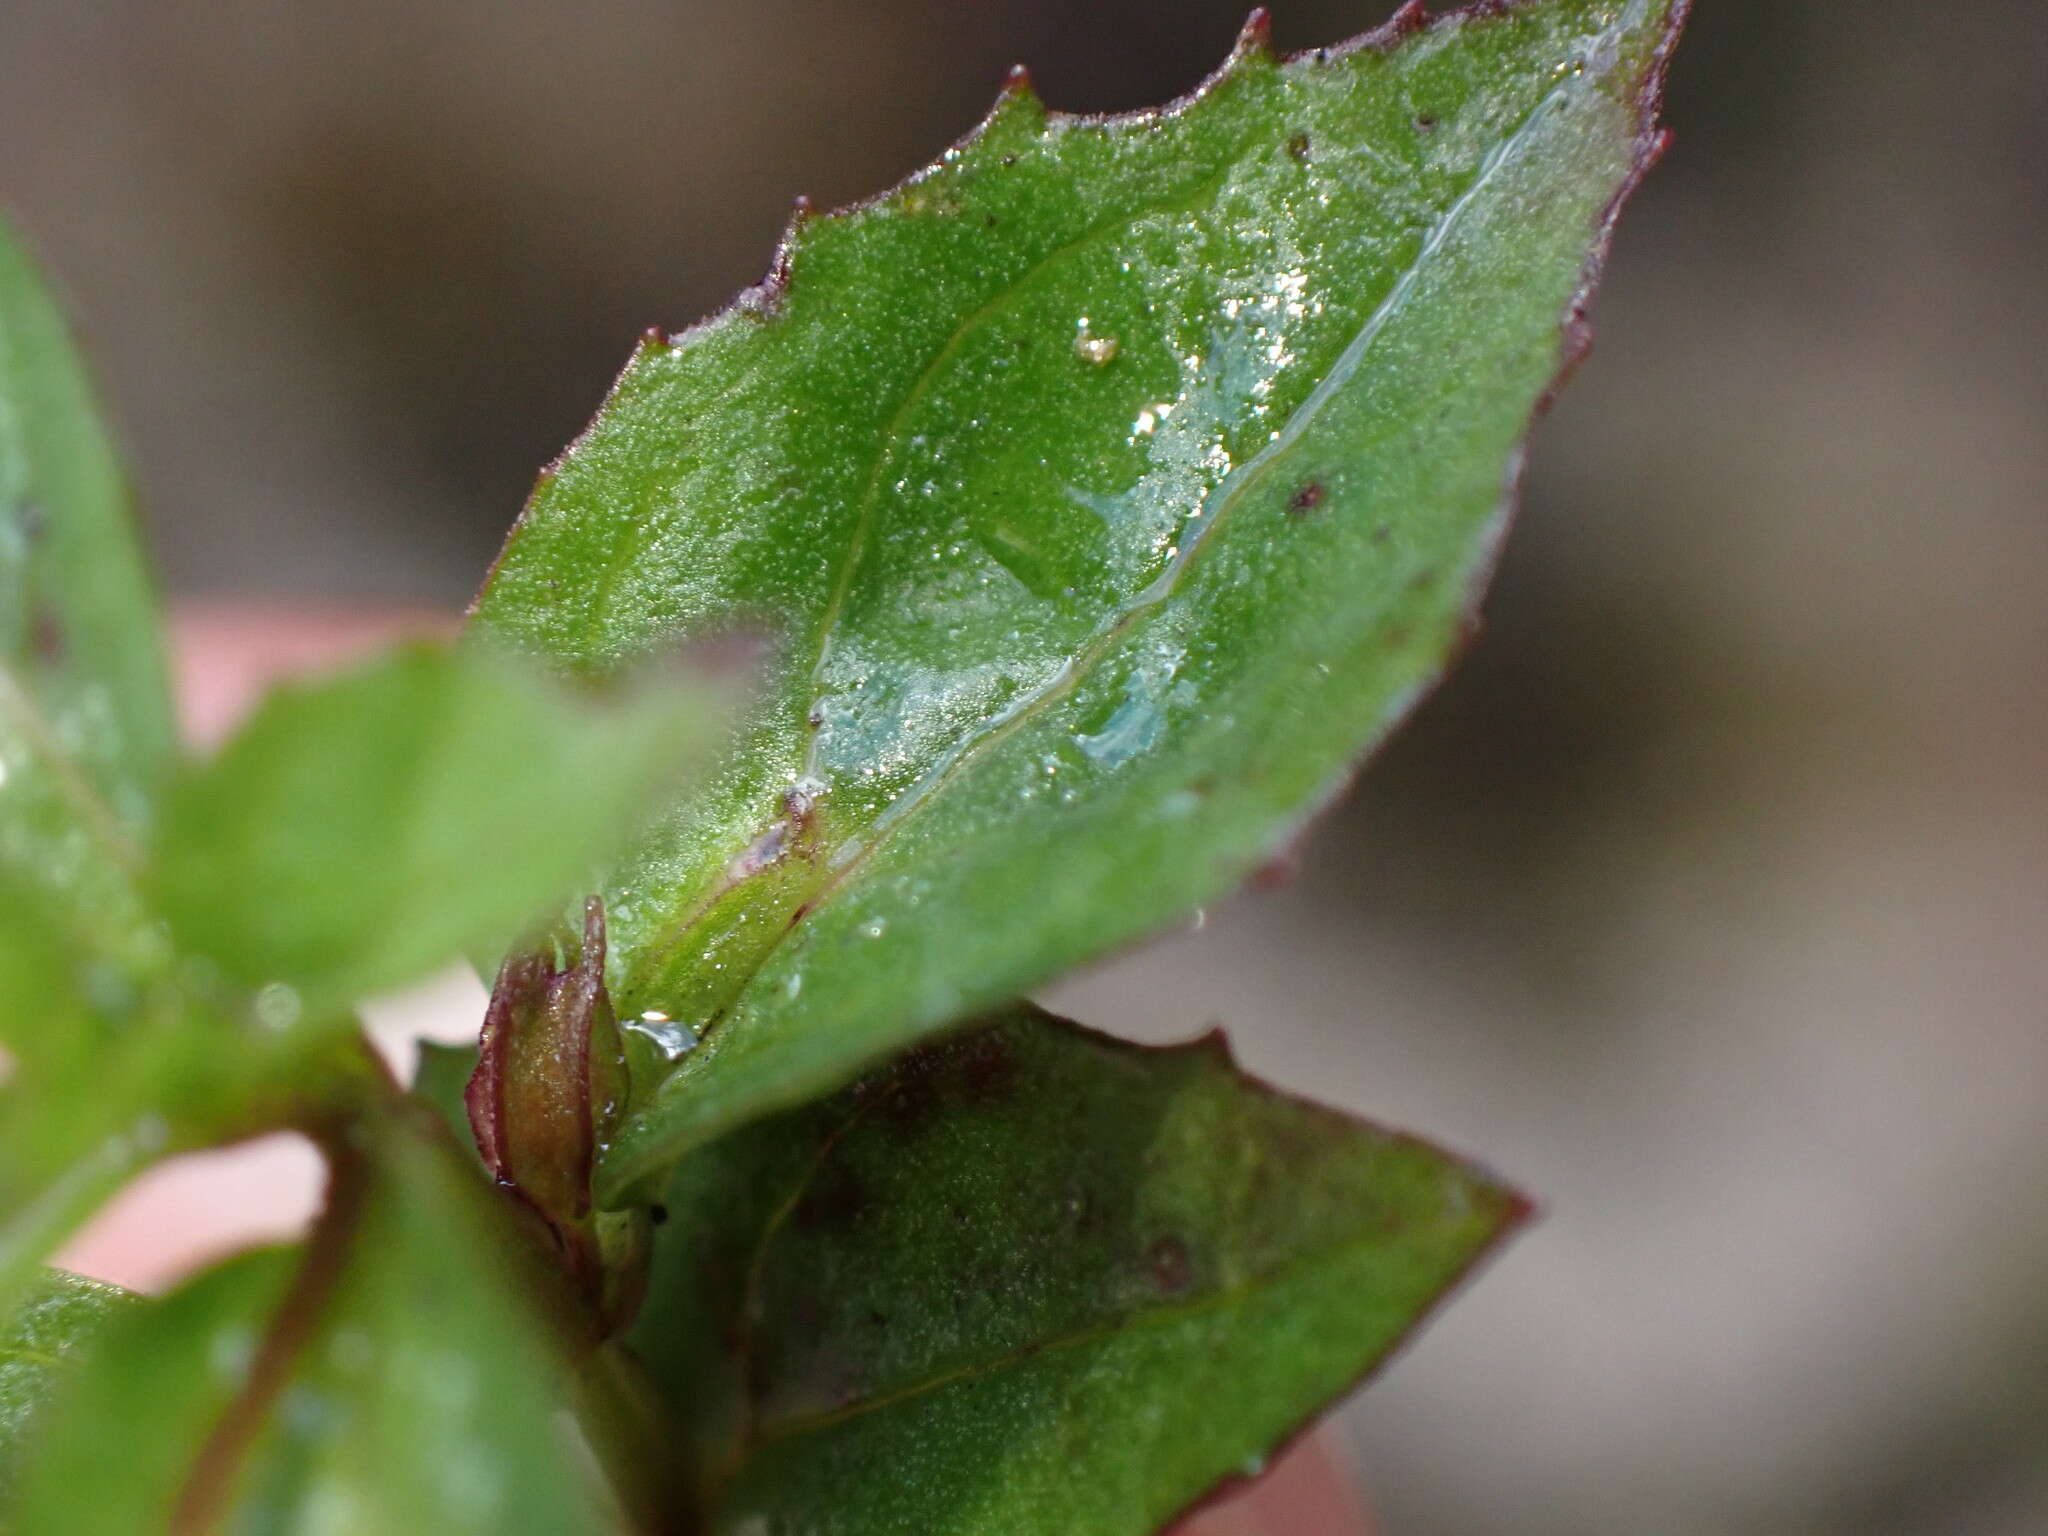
[867, 1309, 888, 1329]
[31, 607, 65, 664]
[1002, 154, 1019, 167]
[648, 1204, 668, 1225]
[1288, 481, 1325, 515]
[1415, 114, 1437, 132]
[1286, 131, 1311, 161]
[786, 1293, 826, 1336]
[878, 1061, 942, 1136]
[955, 1032, 1018, 1105]
[985, 214, 999, 228]
[1149, 1236, 1192, 1295]
[795, 1162, 867, 1232]
[1372, 523, 1393, 544]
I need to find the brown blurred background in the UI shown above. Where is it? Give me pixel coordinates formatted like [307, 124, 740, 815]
[6, 1, 2045, 1530]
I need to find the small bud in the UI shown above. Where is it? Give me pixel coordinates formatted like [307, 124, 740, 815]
[466, 898, 645, 1330]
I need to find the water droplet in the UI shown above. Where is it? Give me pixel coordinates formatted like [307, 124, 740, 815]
[253, 982, 302, 1032]
[861, 917, 888, 940]
[1073, 317, 1119, 365]
[210, 1325, 257, 1384]
[623, 1011, 698, 1062]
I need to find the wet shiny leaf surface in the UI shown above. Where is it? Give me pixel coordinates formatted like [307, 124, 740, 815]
[468, 0, 1683, 1198]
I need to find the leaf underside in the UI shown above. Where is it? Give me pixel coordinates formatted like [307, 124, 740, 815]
[629, 1003, 1526, 1535]
[468, 0, 1683, 1201]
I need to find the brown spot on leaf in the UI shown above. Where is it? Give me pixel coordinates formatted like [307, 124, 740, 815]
[955, 1031, 1018, 1106]
[31, 607, 64, 664]
[1286, 131, 1311, 161]
[1288, 481, 1325, 515]
[795, 1162, 867, 1233]
[1150, 1236, 1193, 1295]
[878, 1061, 942, 1137]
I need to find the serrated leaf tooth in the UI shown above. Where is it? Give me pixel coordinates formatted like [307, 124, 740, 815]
[1385, 0, 1430, 45]
[1231, 8, 1275, 62]
[1000, 61, 1037, 100]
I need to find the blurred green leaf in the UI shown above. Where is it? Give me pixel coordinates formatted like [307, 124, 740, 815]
[0, 875, 172, 1317]
[0, 215, 176, 966]
[0, 1269, 135, 1501]
[628, 1004, 1526, 1534]
[12, 1249, 292, 1532]
[151, 642, 725, 1013]
[0, 224, 224, 1312]
[411, 1039, 482, 1160]
[468, 0, 1683, 1199]
[14, 1110, 619, 1533]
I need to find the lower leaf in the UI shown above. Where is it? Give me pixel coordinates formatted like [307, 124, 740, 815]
[627, 1003, 1527, 1535]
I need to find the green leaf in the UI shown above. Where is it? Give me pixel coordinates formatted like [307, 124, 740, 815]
[0, 875, 178, 1317]
[411, 1038, 483, 1159]
[0, 215, 177, 959]
[13, 1110, 620, 1534]
[0, 1269, 135, 1501]
[11, 1249, 294, 1533]
[627, 1003, 1525, 1534]
[0, 224, 284, 1309]
[151, 642, 725, 1012]
[468, 0, 1684, 1198]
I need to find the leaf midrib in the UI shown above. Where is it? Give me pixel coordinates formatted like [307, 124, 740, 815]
[795, 153, 1245, 776]
[734, 1216, 1460, 1459]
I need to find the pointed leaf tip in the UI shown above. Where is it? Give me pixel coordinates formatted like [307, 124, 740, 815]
[1386, 0, 1430, 42]
[1234, 8, 1274, 59]
[1001, 62, 1038, 102]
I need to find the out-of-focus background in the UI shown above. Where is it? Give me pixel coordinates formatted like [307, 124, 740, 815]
[6, 1, 2045, 1531]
